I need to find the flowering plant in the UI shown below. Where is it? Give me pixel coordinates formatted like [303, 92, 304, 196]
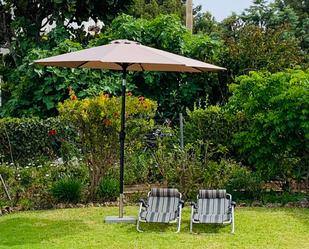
[58, 93, 157, 198]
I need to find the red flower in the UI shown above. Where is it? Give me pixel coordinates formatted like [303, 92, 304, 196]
[48, 129, 57, 137]
[138, 96, 145, 102]
[127, 91, 133, 97]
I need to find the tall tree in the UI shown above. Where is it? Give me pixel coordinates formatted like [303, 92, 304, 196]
[129, 0, 186, 20]
[0, 0, 132, 64]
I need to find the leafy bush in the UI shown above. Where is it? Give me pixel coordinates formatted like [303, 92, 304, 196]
[50, 178, 82, 203]
[226, 69, 309, 187]
[203, 159, 261, 192]
[259, 192, 308, 205]
[124, 153, 150, 185]
[58, 93, 157, 198]
[1, 160, 88, 208]
[184, 105, 242, 161]
[227, 168, 261, 193]
[0, 117, 77, 164]
[97, 177, 119, 201]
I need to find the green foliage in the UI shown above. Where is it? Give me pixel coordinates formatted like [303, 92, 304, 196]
[1, 39, 127, 118]
[97, 177, 119, 201]
[0, 0, 132, 60]
[259, 191, 308, 205]
[129, 0, 185, 20]
[184, 105, 237, 160]
[2, 14, 225, 120]
[101, 14, 226, 120]
[0, 117, 76, 163]
[124, 153, 150, 185]
[150, 140, 258, 199]
[50, 177, 82, 203]
[221, 23, 303, 76]
[0, 160, 88, 209]
[243, 0, 309, 59]
[193, 10, 220, 36]
[203, 159, 261, 194]
[58, 94, 157, 198]
[226, 69, 309, 185]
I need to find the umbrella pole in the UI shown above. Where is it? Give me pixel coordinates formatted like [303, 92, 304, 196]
[119, 64, 127, 218]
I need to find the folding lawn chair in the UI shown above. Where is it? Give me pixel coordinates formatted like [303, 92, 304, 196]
[137, 188, 184, 233]
[190, 189, 236, 234]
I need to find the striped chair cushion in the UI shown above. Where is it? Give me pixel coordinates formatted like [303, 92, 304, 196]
[140, 189, 181, 223]
[193, 213, 230, 223]
[195, 198, 230, 224]
[151, 188, 180, 198]
[140, 210, 177, 223]
[199, 189, 226, 199]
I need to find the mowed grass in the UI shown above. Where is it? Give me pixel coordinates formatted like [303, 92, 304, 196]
[0, 207, 308, 249]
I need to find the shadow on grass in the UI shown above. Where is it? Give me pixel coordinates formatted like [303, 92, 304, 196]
[132, 222, 174, 233]
[0, 217, 88, 247]
[127, 218, 228, 234]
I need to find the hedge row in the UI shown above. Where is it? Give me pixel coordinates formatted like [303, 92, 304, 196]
[0, 117, 76, 164]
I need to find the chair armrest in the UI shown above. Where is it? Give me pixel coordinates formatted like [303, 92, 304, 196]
[231, 201, 236, 207]
[139, 199, 148, 208]
[179, 200, 185, 208]
[190, 202, 197, 209]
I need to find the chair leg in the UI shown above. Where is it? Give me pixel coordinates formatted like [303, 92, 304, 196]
[190, 206, 194, 233]
[176, 206, 182, 233]
[136, 218, 144, 232]
[137, 203, 144, 232]
[231, 205, 235, 234]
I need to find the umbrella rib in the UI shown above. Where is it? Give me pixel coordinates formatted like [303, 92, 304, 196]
[139, 63, 145, 71]
[192, 67, 205, 73]
[77, 61, 89, 68]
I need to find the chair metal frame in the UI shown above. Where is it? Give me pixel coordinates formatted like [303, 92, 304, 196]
[190, 192, 236, 234]
[137, 190, 184, 233]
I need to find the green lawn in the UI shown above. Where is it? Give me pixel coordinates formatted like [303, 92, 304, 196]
[0, 207, 308, 249]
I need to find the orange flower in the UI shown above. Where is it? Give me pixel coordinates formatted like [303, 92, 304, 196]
[68, 86, 77, 100]
[138, 96, 145, 102]
[103, 118, 112, 126]
[127, 91, 133, 96]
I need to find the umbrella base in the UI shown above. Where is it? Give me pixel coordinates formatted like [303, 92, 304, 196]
[105, 216, 136, 224]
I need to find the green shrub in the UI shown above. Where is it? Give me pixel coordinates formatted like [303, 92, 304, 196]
[124, 153, 150, 185]
[97, 177, 119, 201]
[260, 191, 308, 205]
[226, 69, 309, 186]
[50, 178, 82, 203]
[227, 167, 262, 193]
[0, 117, 78, 164]
[59, 94, 156, 199]
[184, 105, 242, 162]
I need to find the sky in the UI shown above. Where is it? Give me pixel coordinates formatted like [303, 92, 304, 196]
[193, 0, 270, 21]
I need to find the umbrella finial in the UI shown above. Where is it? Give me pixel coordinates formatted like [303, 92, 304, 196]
[110, 39, 140, 45]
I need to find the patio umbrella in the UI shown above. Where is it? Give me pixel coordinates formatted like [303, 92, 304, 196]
[34, 39, 226, 220]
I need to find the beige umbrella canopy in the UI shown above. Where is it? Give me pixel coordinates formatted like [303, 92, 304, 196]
[34, 39, 226, 220]
[35, 39, 225, 72]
